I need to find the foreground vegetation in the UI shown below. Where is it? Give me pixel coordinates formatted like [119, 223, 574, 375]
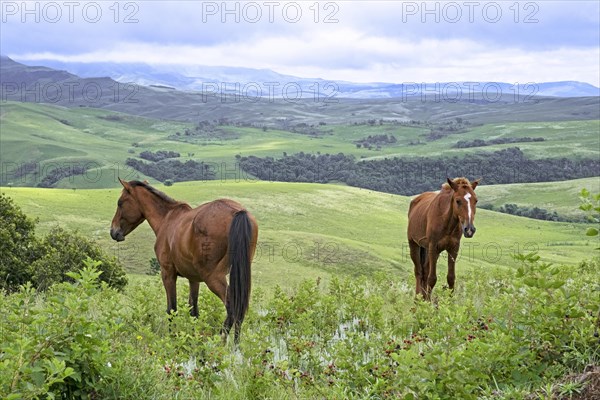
[1, 254, 599, 399]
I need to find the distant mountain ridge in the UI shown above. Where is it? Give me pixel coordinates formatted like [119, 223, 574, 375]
[7, 56, 599, 98]
[1, 56, 599, 126]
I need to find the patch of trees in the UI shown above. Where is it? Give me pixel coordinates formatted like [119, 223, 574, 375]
[169, 120, 238, 142]
[38, 164, 87, 188]
[139, 150, 180, 162]
[97, 115, 124, 122]
[0, 193, 127, 292]
[240, 152, 356, 183]
[239, 147, 600, 196]
[354, 134, 397, 150]
[287, 122, 332, 137]
[479, 203, 578, 222]
[454, 137, 545, 148]
[2, 162, 87, 188]
[56, 118, 73, 126]
[425, 119, 471, 141]
[125, 158, 217, 182]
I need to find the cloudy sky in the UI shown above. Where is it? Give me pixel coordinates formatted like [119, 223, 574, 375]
[1, 1, 599, 85]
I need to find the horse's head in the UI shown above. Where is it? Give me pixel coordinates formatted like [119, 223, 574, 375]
[110, 178, 145, 242]
[447, 177, 480, 238]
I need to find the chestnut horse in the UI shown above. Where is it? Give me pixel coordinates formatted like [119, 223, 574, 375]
[407, 177, 479, 300]
[110, 179, 258, 342]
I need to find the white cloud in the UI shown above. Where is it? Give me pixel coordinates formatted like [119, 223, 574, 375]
[15, 29, 600, 86]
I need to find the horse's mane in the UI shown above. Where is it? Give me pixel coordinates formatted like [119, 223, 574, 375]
[130, 180, 179, 204]
[442, 177, 472, 190]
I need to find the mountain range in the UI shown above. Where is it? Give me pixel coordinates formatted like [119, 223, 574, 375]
[1, 55, 599, 126]
[4, 56, 599, 99]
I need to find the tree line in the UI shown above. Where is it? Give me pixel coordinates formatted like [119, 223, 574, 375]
[138, 150, 180, 162]
[479, 203, 581, 222]
[238, 147, 600, 196]
[125, 158, 217, 182]
[454, 137, 545, 149]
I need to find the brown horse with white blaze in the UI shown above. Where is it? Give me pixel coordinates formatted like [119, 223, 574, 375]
[407, 177, 480, 300]
[110, 179, 258, 342]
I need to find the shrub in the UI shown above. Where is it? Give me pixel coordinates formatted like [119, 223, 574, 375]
[0, 194, 127, 292]
[0, 263, 124, 399]
[0, 193, 39, 291]
[147, 257, 161, 275]
[580, 188, 600, 239]
[30, 227, 127, 291]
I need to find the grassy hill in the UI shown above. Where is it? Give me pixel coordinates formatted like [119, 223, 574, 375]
[478, 177, 600, 220]
[0, 102, 191, 188]
[2, 180, 594, 291]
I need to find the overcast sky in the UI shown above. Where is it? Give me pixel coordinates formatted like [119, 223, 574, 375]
[1, 1, 599, 85]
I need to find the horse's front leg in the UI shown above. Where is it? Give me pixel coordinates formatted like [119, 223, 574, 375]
[447, 245, 460, 291]
[426, 244, 440, 300]
[161, 266, 178, 316]
[188, 280, 200, 317]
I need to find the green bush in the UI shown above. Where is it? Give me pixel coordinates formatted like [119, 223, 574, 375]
[580, 188, 600, 239]
[147, 257, 161, 275]
[0, 263, 125, 399]
[0, 193, 127, 292]
[0, 193, 39, 291]
[31, 227, 127, 291]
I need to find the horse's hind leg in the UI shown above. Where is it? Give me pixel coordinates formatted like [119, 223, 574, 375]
[426, 244, 440, 300]
[161, 266, 178, 316]
[204, 275, 233, 342]
[188, 280, 200, 317]
[409, 241, 426, 298]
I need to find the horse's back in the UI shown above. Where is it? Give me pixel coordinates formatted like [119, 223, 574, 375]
[408, 191, 436, 217]
[190, 199, 242, 235]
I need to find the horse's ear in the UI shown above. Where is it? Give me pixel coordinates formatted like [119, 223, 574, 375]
[471, 178, 481, 190]
[447, 177, 458, 191]
[118, 177, 131, 192]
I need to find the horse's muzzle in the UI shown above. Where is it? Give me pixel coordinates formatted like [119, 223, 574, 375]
[463, 226, 476, 238]
[110, 228, 125, 242]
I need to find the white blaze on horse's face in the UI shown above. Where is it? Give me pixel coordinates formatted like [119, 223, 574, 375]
[464, 193, 472, 222]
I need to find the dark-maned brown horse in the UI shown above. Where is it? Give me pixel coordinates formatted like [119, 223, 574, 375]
[407, 177, 480, 300]
[110, 179, 258, 342]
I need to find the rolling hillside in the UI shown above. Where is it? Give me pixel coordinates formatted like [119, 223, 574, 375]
[1, 102, 599, 189]
[3, 181, 594, 291]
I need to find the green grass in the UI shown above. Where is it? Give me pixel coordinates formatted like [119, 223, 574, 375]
[2, 180, 595, 292]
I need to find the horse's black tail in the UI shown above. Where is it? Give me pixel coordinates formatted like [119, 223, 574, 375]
[227, 210, 253, 337]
